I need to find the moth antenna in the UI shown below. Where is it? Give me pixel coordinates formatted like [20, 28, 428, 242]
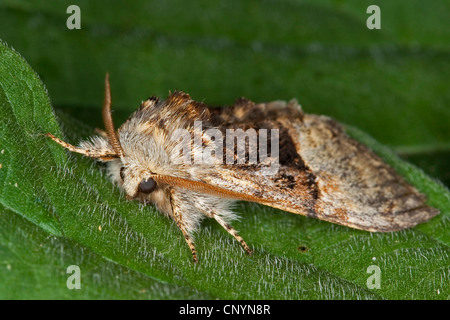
[102, 73, 124, 157]
[152, 174, 273, 204]
[45, 133, 119, 161]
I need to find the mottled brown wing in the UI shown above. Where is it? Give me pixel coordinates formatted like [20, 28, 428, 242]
[202, 99, 438, 232]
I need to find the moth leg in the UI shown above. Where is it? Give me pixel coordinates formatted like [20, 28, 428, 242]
[172, 210, 198, 263]
[213, 214, 253, 256]
[94, 128, 108, 138]
[45, 133, 118, 160]
[169, 192, 198, 263]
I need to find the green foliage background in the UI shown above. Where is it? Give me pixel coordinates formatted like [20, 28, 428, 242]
[0, 0, 449, 299]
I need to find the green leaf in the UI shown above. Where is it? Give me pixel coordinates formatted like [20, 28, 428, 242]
[0, 203, 211, 299]
[1, 38, 449, 300]
[1, 0, 449, 300]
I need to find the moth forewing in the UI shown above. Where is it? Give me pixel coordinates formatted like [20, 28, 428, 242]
[204, 105, 439, 232]
[46, 74, 439, 263]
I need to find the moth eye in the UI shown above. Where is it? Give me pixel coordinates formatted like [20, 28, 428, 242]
[120, 167, 126, 181]
[138, 178, 157, 194]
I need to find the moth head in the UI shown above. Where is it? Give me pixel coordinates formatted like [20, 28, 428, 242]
[96, 74, 162, 200]
[107, 159, 162, 201]
[96, 75, 222, 201]
[47, 74, 272, 206]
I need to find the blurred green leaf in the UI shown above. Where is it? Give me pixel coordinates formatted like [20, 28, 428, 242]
[0, 0, 449, 300]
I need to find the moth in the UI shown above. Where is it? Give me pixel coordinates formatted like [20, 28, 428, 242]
[46, 74, 438, 262]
